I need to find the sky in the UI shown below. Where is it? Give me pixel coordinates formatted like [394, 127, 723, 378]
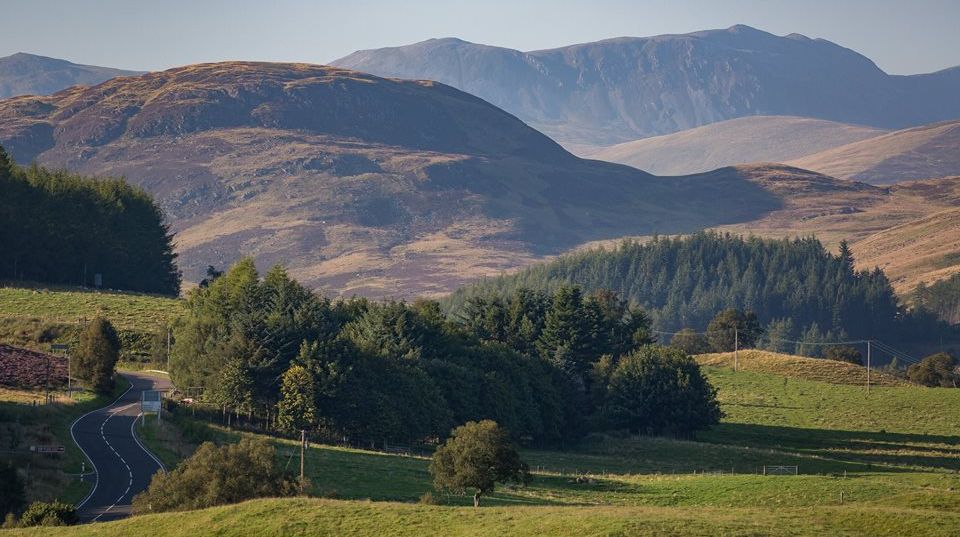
[2, 0, 959, 75]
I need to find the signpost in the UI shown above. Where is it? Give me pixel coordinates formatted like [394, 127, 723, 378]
[30, 445, 65, 454]
[141, 390, 162, 423]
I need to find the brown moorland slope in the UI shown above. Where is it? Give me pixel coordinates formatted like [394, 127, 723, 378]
[0, 62, 791, 297]
[717, 169, 960, 292]
[787, 120, 960, 185]
[588, 116, 887, 175]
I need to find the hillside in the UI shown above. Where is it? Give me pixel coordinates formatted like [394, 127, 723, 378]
[8, 497, 960, 537]
[589, 116, 887, 175]
[0, 52, 141, 98]
[696, 350, 906, 387]
[332, 25, 960, 146]
[0, 61, 792, 297]
[787, 119, 960, 184]
[717, 173, 960, 292]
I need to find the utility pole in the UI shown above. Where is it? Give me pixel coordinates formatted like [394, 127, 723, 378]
[166, 327, 171, 371]
[734, 326, 739, 372]
[300, 430, 306, 494]
[866, 340, 872, 393]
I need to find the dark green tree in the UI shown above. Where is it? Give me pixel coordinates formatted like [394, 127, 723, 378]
[706, 309, 763, 352]
[430, 420, 530, 507]
[536, 285, 597, 382]
[0, 147, 180, 294]
[604, 345, 721, 436]
[73, 318, 120, 393]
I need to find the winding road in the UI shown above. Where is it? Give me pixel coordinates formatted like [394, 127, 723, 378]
[71, 372, 171, 522]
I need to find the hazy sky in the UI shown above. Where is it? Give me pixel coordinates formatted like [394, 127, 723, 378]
[3, 0, 958, 75]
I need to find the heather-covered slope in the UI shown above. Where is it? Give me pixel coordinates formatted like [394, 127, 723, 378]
[0, 62, 783, 296]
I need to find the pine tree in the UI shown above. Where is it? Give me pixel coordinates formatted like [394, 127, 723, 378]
[277, 364, 317, 433]
[536, 285, 595, 381]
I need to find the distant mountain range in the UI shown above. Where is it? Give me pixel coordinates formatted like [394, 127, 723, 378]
[0, 52, 142, 98]
[332, 25, 960, 146]
[0, 62, 794, 296]
[588, 116, 888, 176]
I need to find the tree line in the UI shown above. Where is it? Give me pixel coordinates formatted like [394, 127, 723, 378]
[0, 145, 180, 295]
[169, 259, 720, 445]
[444, 232, 954, 346]
[912, 274, 960, 326]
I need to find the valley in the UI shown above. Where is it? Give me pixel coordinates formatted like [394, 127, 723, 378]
[1, 8, 959, 536]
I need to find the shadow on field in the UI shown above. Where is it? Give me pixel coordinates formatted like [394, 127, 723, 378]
[702, 423, 960, 472]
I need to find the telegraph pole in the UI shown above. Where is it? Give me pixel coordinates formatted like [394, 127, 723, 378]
[300, 430, 306, 494]
[866, 340, 872, 392]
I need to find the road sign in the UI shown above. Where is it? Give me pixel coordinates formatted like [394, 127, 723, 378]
[31, 445, 65, 454]
[51, 344, 69, 353]
[141, 390, 162, 413]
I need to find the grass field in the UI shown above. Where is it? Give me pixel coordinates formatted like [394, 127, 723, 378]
[0, 285, 182, 332]
[5, 496, 959, 537]
[0, 284, 184, 363]
[91, 352, 959, 537]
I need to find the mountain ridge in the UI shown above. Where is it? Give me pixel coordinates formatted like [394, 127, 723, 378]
[332, 25, 960, 146]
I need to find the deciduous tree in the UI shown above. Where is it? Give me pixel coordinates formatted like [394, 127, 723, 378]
[430, 420, 530, 507]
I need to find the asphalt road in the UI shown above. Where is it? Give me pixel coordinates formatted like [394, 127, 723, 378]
[71, 372, 171, 522]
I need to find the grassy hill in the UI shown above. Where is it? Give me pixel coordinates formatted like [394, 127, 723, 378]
[6, 496, 960, 537]
[787, 119, 960, 185]
[697, 350, 906, 386]
[588, 116, 886, 175]
[0, 284, 183, 361]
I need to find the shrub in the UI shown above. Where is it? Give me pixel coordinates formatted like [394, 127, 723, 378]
[604, 345, 721, 436]
[824, 345, 863, 365]
[18, 501, 78, 527]
[132, 438, 297, 513]
[907, 352, 958, 387]
[430, 420, 530, 507]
